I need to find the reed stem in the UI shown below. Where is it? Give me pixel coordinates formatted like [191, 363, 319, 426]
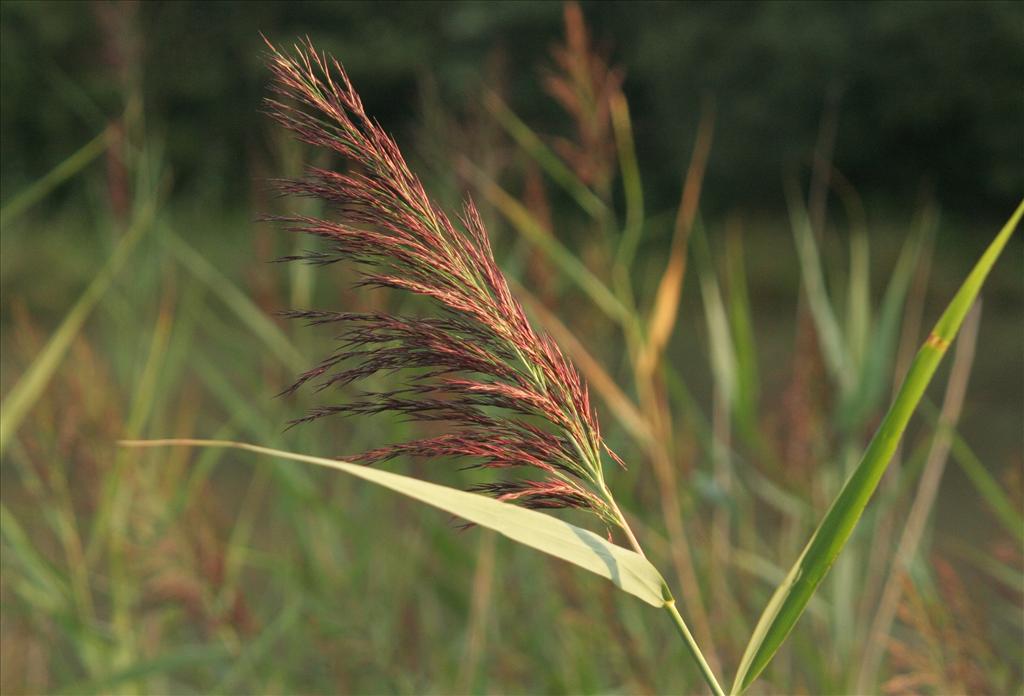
[605, 490, 725, 696]
[665, 600, 726, 696]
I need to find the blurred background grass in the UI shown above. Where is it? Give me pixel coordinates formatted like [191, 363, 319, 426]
[1, 1, 1021, 694]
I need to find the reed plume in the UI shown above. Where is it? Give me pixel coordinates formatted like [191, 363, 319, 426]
[265, 39, 626, 527]
[542, 1, 623, 194]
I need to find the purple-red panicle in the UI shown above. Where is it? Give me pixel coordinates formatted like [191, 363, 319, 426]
[265, 39, 623, 525]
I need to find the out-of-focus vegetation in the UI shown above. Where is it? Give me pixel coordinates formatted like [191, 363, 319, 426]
[1, 2, 1021, 694]
[2, 1, 1022, 215]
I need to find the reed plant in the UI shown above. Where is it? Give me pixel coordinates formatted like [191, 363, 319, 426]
[3, 8, 1020, 693]
[124, 37, 1021, 694]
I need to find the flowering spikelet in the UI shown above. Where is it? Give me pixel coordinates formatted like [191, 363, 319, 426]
[265, 39, 624, 526]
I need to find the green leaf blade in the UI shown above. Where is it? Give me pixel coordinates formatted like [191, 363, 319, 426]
[0, 194, 158, 455]
[731, 200, 1023, 694]
[122, 439, 671, 608]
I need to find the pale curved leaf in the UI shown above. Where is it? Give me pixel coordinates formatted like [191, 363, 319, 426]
[121, 438, 671, 608]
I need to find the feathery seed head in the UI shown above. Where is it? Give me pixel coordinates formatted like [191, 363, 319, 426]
[266, 38, 624, 526]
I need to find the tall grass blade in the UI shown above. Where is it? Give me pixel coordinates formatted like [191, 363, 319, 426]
[610, 91, 644, 275]
[731, 200, 1023, 694]
[120, 439, 672, 608]
[786, 181, 850, 389]
[936, 411, 1024, 543]
[724, 224, 760, 440]
[693, 224, 738, 620]
[845, 226, 870, 373]
[693, 225, 737, 409]
[215, 596, 303, 692]
[465, 161, 630, 325]
[457, 530, 497, 694]
[839, 224, 924, 428]
[0, 128, 111, 226]
[637, 101, 714, 380]
[856, 301, 981, 692]
[0, 195, 157, 455]
[163, 230, 304, 369]
[57, 645, 230, 695]
[484, 92, 609, 221]
[0, 503, 70, 612]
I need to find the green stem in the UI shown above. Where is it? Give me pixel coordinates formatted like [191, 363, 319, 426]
[605, 492, 725, 696]
[665, 600, 726, 696]
[603, 489, 646, 557]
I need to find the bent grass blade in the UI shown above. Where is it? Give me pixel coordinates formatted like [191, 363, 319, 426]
[786, 181, 850, 389]
[731, 200, 1023, 694]
[119, 438, 672, 608]
[0, 127, 112, 226]
[0, 194, 158, 456]
[484, 92, 609, 222]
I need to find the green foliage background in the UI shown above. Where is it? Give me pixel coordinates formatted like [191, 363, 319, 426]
[1, 2, 1021, 694]
[3, 1, 1022, 216]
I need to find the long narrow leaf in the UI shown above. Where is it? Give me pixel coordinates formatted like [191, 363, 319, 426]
[163, 230, 304, 369]
[610, 91, 644, 275]
[731, 200, 1023, 694]
[845, 226, 870, 373]
[856, 301, 981, 692]
[786, 181, 850, 389]
[464, 161, 630, 325]
[938, 413, 1024, 543]
[0, 195, 157, 455]
[725, 224, 760, 441]
[637, 101, 715, 380]
[121, 439, 671, 608]
[839, 220, 926, 429]
[694, 225, 737, 409]
[484, 93, 608, 221]
[0, 128, 111, 225]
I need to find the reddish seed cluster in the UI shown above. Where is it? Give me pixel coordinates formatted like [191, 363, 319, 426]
[266, 40, 622, 524]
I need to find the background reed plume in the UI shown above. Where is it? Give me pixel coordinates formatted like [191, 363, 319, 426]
[5, 6, 1021, 692]
[266, 39, 624, 527]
